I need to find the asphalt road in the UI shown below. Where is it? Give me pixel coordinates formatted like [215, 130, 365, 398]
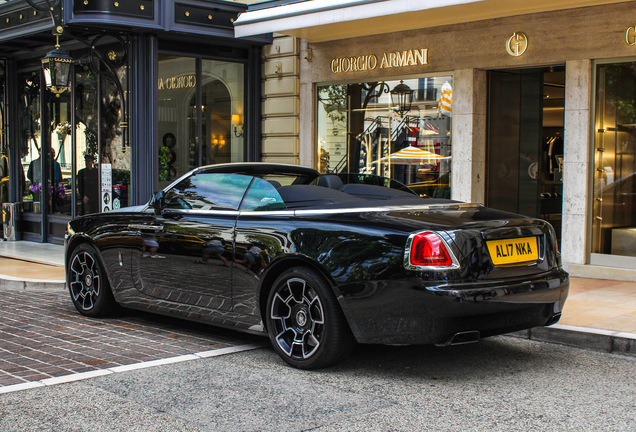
[1, 335, 635, 432]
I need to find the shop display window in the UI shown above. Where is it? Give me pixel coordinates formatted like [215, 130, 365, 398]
[17, 40, 131, 235]
[316, 77, 452, 197]
[592, 62, 636, 264]
[158, 55, 245, 190]
[18, 71, 42, 216]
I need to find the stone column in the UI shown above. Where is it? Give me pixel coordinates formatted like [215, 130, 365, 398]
[299, 39, 313, 168]
[261, 35, 301, 165]
[562, 60, 592, 266]
[451, 69, 487, 204]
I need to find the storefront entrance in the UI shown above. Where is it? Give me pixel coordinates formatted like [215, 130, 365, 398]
[591, 61, 636, 268]
[487, 66, 565, 241]
[16, 43, 131, 244]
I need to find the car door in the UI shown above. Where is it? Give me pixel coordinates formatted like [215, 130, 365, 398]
[133, 173, 252, 310]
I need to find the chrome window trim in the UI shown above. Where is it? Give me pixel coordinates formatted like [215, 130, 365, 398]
[163, 209, 240, 217]
[294, 203, 481, 216]
[239, 210, 295, 216]
[403, 230, 461, 271]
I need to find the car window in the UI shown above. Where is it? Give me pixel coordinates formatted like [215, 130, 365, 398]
[240, 177, 286, 211]
[164, 174, 252, 211]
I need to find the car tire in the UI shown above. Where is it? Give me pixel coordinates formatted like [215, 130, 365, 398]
[266, 267, 355, 369]
[67, 243, 118, 317]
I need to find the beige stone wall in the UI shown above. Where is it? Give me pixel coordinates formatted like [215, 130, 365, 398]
[261, 35, 301, 165]
[307, 2, 636, 83]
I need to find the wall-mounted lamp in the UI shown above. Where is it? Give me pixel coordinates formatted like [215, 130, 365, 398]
[390, 80, 413, 117]
[232, 114, 244, 138]
[41, 26, 73, 97]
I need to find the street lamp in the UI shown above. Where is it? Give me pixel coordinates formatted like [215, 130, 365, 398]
[41, 28, 73, 98]
[390, 80, 413, 117]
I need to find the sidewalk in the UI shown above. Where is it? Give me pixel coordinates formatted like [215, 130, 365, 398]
[0, 241, 66, 290]
[0, 240, 634, 357]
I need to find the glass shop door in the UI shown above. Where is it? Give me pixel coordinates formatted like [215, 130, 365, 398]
[487, 67, 565, 242]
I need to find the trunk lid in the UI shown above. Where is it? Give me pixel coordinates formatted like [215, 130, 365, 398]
[376, 203, 560, 280]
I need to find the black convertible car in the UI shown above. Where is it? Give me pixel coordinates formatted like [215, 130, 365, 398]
[65, 163, 569, 369]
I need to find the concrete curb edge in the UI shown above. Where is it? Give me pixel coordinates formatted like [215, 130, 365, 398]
[508, 324, 636, 356]
[0, 277, 66, 291]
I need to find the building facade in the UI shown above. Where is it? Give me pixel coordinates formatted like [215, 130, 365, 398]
[0, 0, 268, 243]
[235, 0, 636, 280]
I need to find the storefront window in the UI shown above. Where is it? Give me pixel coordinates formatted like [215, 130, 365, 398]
[592, 62, 636, 264]
[18, 44, 130, 227]
[316, 77, 452, 197]
[47, 91, 72, 217]
[201, 59, 244, 166]
[19, 71, 41, 216]
[99, 62, 130, 213]
[158, 55, 245, 190]
[75, 65, 99, 215]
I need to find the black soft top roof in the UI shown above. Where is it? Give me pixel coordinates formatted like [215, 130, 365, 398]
[196, 163, 319, 181]
[278, 184, 458, 209]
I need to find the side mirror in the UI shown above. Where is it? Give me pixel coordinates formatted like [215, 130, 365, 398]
[150, 191, 164, 215]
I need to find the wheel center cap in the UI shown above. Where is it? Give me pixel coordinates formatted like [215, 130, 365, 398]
[296, 310, 308, 327]
[85, 274, 93, 287]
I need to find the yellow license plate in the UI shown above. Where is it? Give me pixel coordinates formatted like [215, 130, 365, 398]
[486, 237, 539, 266]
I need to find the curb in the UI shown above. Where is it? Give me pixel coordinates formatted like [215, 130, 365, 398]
[509, 324, 636, 356]
[0, 275, 66, 291]
[0, 253, 63, 267]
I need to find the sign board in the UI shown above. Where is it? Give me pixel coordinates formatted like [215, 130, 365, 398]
[101, 163, 112, 212]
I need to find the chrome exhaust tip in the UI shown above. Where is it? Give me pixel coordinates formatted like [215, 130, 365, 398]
[545, 312, 562, 327]
[436, 330, 480, 347]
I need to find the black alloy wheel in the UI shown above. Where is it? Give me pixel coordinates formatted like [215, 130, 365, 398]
[266, 267, 355, 369]
[67, 243, 118, 317]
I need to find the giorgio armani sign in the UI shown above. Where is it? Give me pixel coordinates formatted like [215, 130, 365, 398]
[330, 48, 428, 74]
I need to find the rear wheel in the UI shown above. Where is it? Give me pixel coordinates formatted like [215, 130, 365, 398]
[266, 267, 355, 369]
[67, 243, 118, 317]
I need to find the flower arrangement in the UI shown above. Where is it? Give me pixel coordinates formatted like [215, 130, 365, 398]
[29, 182, 66, 199]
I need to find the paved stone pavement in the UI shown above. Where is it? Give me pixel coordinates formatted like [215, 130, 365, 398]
[0, 289, 263, 388]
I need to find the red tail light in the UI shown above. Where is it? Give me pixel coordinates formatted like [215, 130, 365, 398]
[409, 232, 454, 267]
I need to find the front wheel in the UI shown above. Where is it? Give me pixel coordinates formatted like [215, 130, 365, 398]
[266, 267, 355, 369]
[67, 243, 118, 317]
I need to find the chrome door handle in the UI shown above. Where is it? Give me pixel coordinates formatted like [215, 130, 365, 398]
[128, 224, 164, 230]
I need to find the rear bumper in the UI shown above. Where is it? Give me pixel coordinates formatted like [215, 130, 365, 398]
[340, 269, 569, 345]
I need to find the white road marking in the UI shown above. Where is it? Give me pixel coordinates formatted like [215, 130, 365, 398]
[0, 343, 266, 395]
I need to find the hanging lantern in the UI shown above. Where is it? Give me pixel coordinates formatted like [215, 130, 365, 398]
[390, 80, 414, 117]
[41, 33, 73, 97]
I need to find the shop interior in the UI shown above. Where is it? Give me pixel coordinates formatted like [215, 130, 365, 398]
[487, 66, 565, 242]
